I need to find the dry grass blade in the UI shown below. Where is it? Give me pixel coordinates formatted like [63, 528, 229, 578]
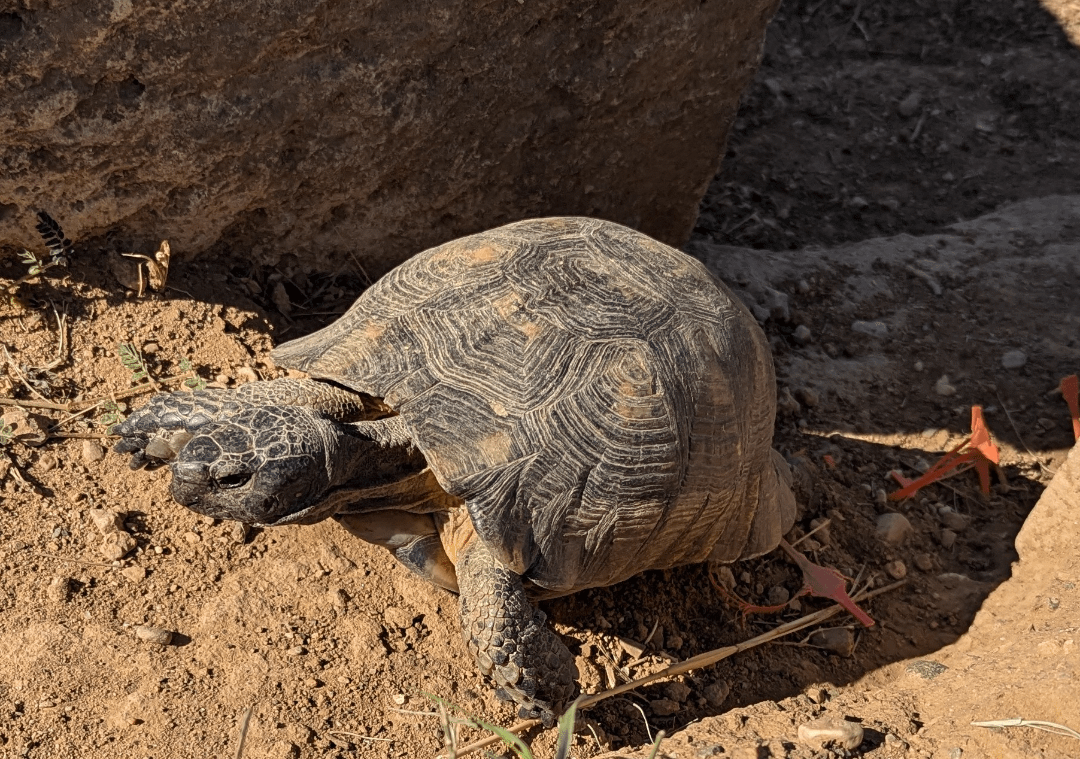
[971, 718, 1080, 741]
[449, 579, 906, 757]
[234, 705, 253, 759]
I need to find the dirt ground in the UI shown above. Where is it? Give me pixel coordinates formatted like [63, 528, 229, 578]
[2, 1, 1080, 758]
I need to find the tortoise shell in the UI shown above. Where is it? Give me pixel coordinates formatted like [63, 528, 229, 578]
[272, 217, 795, 594]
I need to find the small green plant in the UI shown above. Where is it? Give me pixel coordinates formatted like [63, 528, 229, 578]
[425, 694, 641, 759]
[178, 357, 207, 391]
[97, 399, 124, 429]
[17, 248, 53, 277]
[0, 420, 14, 446]
[117, 342, 151, 384]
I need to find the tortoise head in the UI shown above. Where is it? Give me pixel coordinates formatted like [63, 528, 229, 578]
[168, 405, 339, 526]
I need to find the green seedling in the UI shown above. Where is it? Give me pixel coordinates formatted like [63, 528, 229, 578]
[117, 343, 151, 385]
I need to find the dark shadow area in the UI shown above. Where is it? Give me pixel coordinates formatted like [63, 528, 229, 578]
[544, 434, 1036, 746]
[697, 0, 1080, 251]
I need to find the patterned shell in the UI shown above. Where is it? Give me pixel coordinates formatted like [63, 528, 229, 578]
[272, 218, 795, 594]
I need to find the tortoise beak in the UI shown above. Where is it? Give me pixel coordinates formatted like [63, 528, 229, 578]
[170, 461, 210, 506]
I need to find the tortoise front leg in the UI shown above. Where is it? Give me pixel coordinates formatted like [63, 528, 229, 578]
[456, 537, 578, 726]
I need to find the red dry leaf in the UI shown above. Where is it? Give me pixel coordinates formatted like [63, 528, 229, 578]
[778, 540, 876, 627]
[1061, 375, 1079, 442]
[889, 405, 999, 500]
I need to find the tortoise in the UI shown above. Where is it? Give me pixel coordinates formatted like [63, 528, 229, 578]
[113, 217, 796, 723]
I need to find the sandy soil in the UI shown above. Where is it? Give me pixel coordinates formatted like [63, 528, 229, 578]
[2, 0, 1079, 757]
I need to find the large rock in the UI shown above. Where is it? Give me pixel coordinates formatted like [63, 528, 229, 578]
[0, 0, 778, 275]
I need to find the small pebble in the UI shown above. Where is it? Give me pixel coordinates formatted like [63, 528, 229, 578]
[876, 513, 913, 544]
[806, 686, 828, 704]
[794, 387, 819, 408]
[703, 680, 730, 706]
[649, 698, 680, 716]
[37, 452, 58, 472]
[286, 645, 306, 656]
[938, 508, 969, 532]
[934, 375, 957, 396]
[852, 320, 889, 338]
[1000, 349, 1027, 370]
[230, 521, 249, 544]
[777, 387, 801, 416]
[183, 531, 201, 544]
[874, 488, 888, 506]
[305, 678, 320, 688]
[807, 627, 856, 657]
[619, 637, 646, 659]
[797, 716, 864, 750]
[81, 440, 105, 463]
[797, 279, 811, 294]
[236, 366, 259, 383]
[712, 565, 736, 590]
[47, 576, 74, 603]
[884, 560, 907, 580]
[914, 553, 934, 571]
[100, 531, 137, 561]
[666, 632, 684, 650]
[809, 517, 832, 544]
[89, 509, 124, 535]
[664, 682, 692, 703]
[767, 585, 790, 606]
[938, 528, 957, 549]
[914, 360, 925, 371]
[898, 91, 921, 118]
[121, 566, 147, 583]
[134, 625, 173, 645]
[142, 342, 159, 355]
[793, 325, 812, 344]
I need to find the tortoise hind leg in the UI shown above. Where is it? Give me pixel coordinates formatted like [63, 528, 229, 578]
[456, 537, 578, 726]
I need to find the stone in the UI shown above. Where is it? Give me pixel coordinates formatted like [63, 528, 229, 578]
[1001, 349, 1027, 369]
[776, 387, 801, 416]
[793, 324, 812, 343]
[934, 375, 957, 396]
[938, 528, 957, 549]
[797, 716, 864, 751]
[81, 440, 105, 463]
[120, 566, 147, 583]
[884, 560, 908, 580]
[807, 627, 855, 657]
[134, 625, 173, 645]
[0, 0, 778, 275]
[702, 680, 730, 707]
[914, 552, 935, 571]
[898, 91, 922, 118]
[88, 508, 124, 535]
[664, 681, 692, 703]
[100, 531, 137, 561]
[47, 576, 74, 603]
[794, 386, 820, 408]
[938, 508, 970, 532]
[876, 512, 913, 544]
[766, 585, 790, 606]
[852, 320, 889, 338]
[649, 698, 680, 716]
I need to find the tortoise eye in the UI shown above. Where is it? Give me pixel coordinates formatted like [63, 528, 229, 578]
[216, 472, 252, 489]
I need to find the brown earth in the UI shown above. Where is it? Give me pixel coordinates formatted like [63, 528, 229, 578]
[2, 1, 1080, 758]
